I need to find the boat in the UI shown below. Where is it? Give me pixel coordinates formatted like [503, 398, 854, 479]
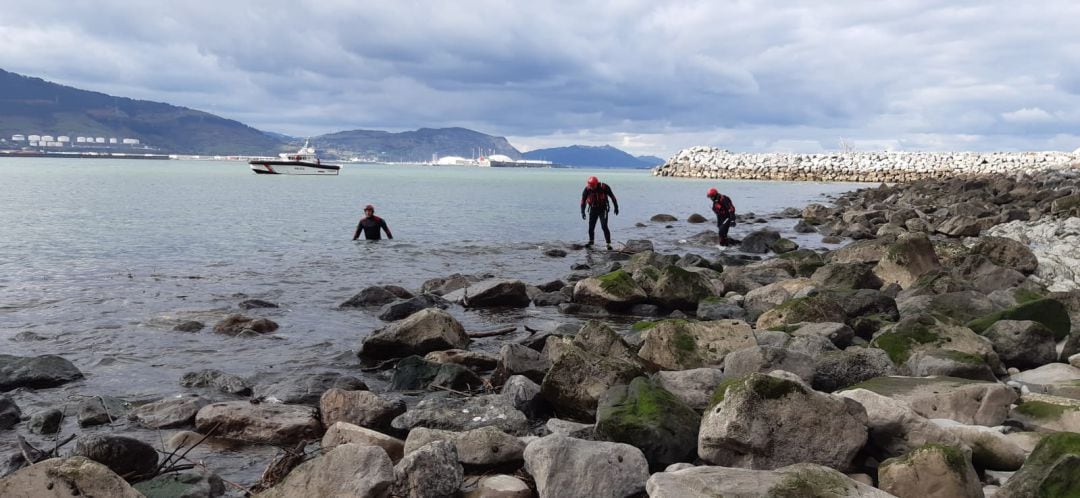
[249, 139, 340, 175]
[478, 154, 559, 168]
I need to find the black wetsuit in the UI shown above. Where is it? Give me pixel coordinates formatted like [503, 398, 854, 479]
[581, 183, 619, 244]
[353, 215, 393, 240]
[711, 194, 736, 244]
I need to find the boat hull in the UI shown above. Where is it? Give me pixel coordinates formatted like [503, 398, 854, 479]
[249, 160, 340, 175]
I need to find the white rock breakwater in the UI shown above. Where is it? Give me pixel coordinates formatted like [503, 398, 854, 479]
[654, 146, 1080, 182]
[987, 217, 1080, 292]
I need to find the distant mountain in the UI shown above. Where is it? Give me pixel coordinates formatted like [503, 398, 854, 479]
[313, 127, 522, 162]
[637, 155, 666, 166]
[522, 145, 658, 168]
[0, 68, 283, 155]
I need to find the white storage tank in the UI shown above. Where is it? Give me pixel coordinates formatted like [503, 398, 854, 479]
[109, 138, 118, 144]
[12, 134, 25, 141]
[28, 135, 41, 142]
[122, 138, 140, 145]
[58, 136, 70, 142]
[95, 137, 105, 143]
[76, 137, 87, 143]
[41, 135, 54, 142]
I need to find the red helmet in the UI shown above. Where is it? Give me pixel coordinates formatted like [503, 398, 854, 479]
[586, 176, 599, 187]
[707, 188, 718, 197]
[364, 204, 375, 212]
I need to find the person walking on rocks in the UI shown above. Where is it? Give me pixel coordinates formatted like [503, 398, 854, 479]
[708, 188, 736, 247]
[352, 204, 393, 240]
[581, 176, 619, 250]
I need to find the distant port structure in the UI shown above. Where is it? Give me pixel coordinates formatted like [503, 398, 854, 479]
[8, 133, 141, 148]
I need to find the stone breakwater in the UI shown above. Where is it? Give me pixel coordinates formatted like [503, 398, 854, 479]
[653, 146, 1080, 182]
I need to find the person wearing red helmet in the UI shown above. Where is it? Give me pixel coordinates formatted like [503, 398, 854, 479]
[352, 204, 393, 240]
[707, 188, 736, 247]
[580, 176, 619, 249]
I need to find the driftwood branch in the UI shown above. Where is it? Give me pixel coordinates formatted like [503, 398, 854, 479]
[467, 326, 518, 338]
[249, 441, 309, 494]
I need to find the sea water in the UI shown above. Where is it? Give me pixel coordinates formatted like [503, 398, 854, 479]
[0, 158, 861, 483]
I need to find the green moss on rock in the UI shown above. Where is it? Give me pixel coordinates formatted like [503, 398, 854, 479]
[631, 320, 657, 331]
[967, 298, 1071, 340]
[998, 432, 1080, 498]
[598, 270, 639, 297]
[870, 321, 941, 364]
[769, 467, 853, 498]
[1014, 400, 1077, 420]
[595, 376, 700, 468]
[705, 373, 805, 412]
[1013, 287, 1045, 304]
[881, 444, 970, 477]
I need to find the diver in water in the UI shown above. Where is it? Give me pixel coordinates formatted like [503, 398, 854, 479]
[352, 204, 393, 240]
[580, 176, 619, 250]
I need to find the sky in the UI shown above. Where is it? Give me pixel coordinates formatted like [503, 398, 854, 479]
[2, 1, 1080, 158]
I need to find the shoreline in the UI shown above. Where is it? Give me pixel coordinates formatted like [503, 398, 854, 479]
[2, 171, 1079, 496]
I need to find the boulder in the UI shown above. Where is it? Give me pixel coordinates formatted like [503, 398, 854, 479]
[720, 264, 798, 294]
[572, 270, 647, 310]
[777, 248, 826, 277]
[755, 294, 848, 330]
[636, 319, 756, 371]
[211, 314, 278, 336]
[389, 355, 484, 391]
[595, 377, 700, 469]
[28, 408, 63, 434]
[0, 395, 21, 430]
[811, 263, 883, 290]
[879, 444, 983, 498]
[377, 294, 450, 321]
[650, 214, 678, 222]
[424, 349, 499, 371]
[179, 369, 251, 395]
[937, 215, 982, 237]
[173, 320, 204, 332]
[623, 239, 655, 254]
[930, 419, 1027, 471]
[391, 394, 529, 435]
[842, 376, 1018, 426]
[897, 290, 998, 324]
[404, 426, 525, 468]
[492, 343, 550, 385]
[873, 233, 942, 289]
[695, 297, 747, 320]
[837, 388, 965, 459]
[802, 203, 834, 224]
[501, 375, 546, 419]
[443, 279, 532, 308]
[259, 443, 395, 498]
[1009, 363, 1080, 397]
[252, 372, 368, 405]
[825, 238, 891, 264]
[687, 213, 708, 223]
[743, 278, 817, 319]
[812, 348, 896, 392]
[982, 320, 1057, 370]
[871, 315, 1000, 371]
[540, 343, 646, 421]
[995, 432, 1080, 498]
[77, 395, 128, 427]
[359, 308, 469, 358]
[790, 321, 856, 348]
[72, 434, 158, 479]
[902, 349, 997, 381]
[655, 368, 725, 411]
[739, 229, 781, 254]
[0, 354, 83, 391]
[421, 273, 485, 296]
[524, 435, 649, 498]
[646, 463, 893, 498]
[238, 298, 278, 309]
[322, 421, 405, 461]
[339, 285, 400, 308]
[723, 346, 816, 383]
[129, 394, 209, 429]
[320, 388, 405, 433]
[967, 298, 1071, 341]
[651, 265, 719, 311]
[194, 401, 321, 444]
[1009, 393, 1080, 433]
[393, 440, 463, 498]
[769, 238, 799, 254]
[133, 469, 225, 498]
[699, 373, 868, 470]
[466, 474, 531, 498]
[0, 456, 143, 497]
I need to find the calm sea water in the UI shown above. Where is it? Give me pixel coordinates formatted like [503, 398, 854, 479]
[0, 158, 861, 484]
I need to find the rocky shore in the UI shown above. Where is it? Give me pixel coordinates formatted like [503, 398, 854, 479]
[3, 171, 1080, 497]
[653, 147, 1080, 183]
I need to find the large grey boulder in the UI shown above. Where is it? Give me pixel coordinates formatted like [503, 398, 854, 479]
[467, 474, 531, 498]
[391, 394, 529, 435]
[790, 321, 856, 348]
[873, 233, 942, 289]
[930, 418, 1027, 471]
[133, 468, 225, 498]
[1009, 392, 1080, 433]
[695, 297, 747, 320]
[743, 278, 817, 319]
[837, 388, 965, 459]
[377, 293, 450, 321]
[540, 325, 648, 421]
[388, 355, 483, 391]
[211, 314, 278, 336]
[259, 443, 395, 498]
[841, 376, 1017, 426]
[995, 431, 1080, 498]
[646, 463, 894, 498]
[252, 372, 368, 406]
[77, 395, 128, 427]
[321, 421, 405, 462]
[879, 444, 984, 498]
[723, 346, 816, 383]
[937, 215, 981, 237]
[698, 373, 868, 470]
[28, 408, 62, 434]
[739, 229, 780, 254]
[492, 343, 550, 385]
[812, 348, 896, 392]
[595, 377, 700, 469]
[359, 308, 469, 358]
[636, 319, 756, 371]
[650, 265, 720, 311]
[0, 395, 21, 430]
[129, 394, 210, 429]
[0, 354, 83, 391]
[443, 279, 531, 308]
[339, 285, 399, 308]
[897, 291, 998, 323]
[501, 374, 546, 418]
[393, 440, 464, 498]
[572, 270, 647, 310]
[404, 426, 525, 468]
[970, 236, 1038, 274]
[72, 434, 158, 480]
[902, 349, 997, 381]
[655, 368, 725, 410]
[180, 369, 252, 395]
[319, 388, 405, 433]
[811, 262, 883, 290]
[524, 435, 649, 498]
[194, 401, 321, 444]
[983, 320, 1057, 370]
[0, 456, 143, 498]
[870, 315, 1001, 373]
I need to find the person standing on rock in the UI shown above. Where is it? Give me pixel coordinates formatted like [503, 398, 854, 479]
[581, 176, 619, 250]
[352, 204, 393, 241]
[708, 188, 736, 247]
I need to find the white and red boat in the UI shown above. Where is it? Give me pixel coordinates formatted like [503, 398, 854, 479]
[249, 139, 340, 175]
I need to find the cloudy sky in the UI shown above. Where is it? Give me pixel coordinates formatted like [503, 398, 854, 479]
[3, 1, 1079, 157]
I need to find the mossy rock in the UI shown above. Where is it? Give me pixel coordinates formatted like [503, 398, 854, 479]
[756, 295, 847, 329]
[777, 249, 825, 277]
[769, 238, 800, 254]
[967, 298, 1071, 340]
[631, 320, 658, 331]
[769, 465, 860, 497]
[870, 322, 941, 364]
[1014, 400, 1077, 421]
[595, 377, 700, 469]
[997, 432, 1080, 498]
[881, 443, 971, 477]
[1012, 287, 1045, 304]
[651, 265, 716, 311]
[704, 373, 806, 412]
[598, 270, 640, 297]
